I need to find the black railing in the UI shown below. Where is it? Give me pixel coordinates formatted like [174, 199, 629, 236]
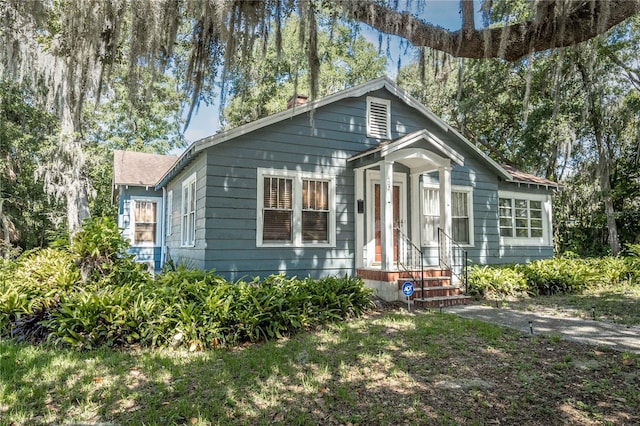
[438, 228, 468, 292]
[394, 224, 424, 296]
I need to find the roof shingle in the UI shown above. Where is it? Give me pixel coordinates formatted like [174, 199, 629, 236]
[113, 150, 178, 187]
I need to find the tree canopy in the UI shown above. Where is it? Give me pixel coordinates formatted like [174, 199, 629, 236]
[1, 0, 639, 237]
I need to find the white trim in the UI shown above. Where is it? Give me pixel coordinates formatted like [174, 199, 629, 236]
[365, 169, 407, 268]
[129, 196, 162, 248]
[181, 172, 197, 247]
[166, 190, 173, 237]
[366, 96, 391, 139]
[355, 168, 365, 268]
[498, 190, 553, 247]
[256, 168, 336, 248]
[419, 182, 475, 247]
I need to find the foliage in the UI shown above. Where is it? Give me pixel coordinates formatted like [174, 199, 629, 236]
[466, 265, 529, 298]
[0, 81, 62, 251]
[468, 255, 633, 299]
[222, 15, 386, 128]
[1, 227, 373, 349]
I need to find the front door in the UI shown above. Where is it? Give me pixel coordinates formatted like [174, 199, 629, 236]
[374, 183, 400, 263]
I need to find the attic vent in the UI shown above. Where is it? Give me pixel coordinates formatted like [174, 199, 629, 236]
[366, 96, 391, 139]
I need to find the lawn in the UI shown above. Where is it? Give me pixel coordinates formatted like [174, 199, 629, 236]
[1, 308, 638, 425]
[489, 282, 640, 326]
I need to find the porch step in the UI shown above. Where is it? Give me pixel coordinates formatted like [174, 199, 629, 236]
[397, 276, 451, 289]
[411, 285, 461, 298]
[413, 295, 472, 308]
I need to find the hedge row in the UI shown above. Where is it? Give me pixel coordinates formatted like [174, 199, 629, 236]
[467, 249, 640, 298]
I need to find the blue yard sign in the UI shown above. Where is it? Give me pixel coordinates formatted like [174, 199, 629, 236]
[402, 281, 414, 297]
[402, 281, 414, 311]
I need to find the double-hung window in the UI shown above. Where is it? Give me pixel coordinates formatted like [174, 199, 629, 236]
[132, 200, 157, 245]
[258, 169, 335, 247]
[499, 192, 549, 244]
[422, 185, 473, 246]
[166, 190, 173, 237]
[181, 173, 196, 246]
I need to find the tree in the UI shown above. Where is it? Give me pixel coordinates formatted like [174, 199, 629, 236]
[0, 82, 61, 254]
[222, 16, 386, 128]
[2, 0, 638, 234]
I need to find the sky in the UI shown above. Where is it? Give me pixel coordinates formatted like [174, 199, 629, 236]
[181, 0, 476, 146]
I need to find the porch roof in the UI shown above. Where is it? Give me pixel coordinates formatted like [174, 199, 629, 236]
[347, 129, 464, 168]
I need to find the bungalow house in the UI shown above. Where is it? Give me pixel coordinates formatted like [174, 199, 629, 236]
[113, 77, 557, 305]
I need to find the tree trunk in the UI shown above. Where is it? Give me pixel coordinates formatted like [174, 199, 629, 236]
[577, 57, 620, 255]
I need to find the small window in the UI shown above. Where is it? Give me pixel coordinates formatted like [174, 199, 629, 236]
[133, 201, 157, 244]
[181, 173, 196, 246]
[366, 97, 391, 139]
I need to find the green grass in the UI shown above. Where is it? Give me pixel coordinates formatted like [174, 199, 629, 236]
[1, 309, 638, 425]
[495, 282, 640, 325]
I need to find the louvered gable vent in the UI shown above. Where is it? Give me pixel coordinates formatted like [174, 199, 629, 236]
[367, 97, 391, 139]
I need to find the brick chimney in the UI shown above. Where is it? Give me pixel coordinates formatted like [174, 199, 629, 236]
[287, 94, 308, 109]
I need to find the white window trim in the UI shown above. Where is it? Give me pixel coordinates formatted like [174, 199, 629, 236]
[129, 197, 162, 247]
[181, 172, 197, 247]
[256, 168, 336, 248]
[420, 183, 475, 247]
[498, 190, 553, 247]
[366, 96, 391, 139]
[421, 183, 440, 247]
[166, 190, 173, 237]
[451, 185, 474, 248]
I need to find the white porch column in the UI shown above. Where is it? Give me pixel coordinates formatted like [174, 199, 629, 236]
[439, 165, 452, 267]
[354, 168, 364, 269]
[380, 160, 395, 270]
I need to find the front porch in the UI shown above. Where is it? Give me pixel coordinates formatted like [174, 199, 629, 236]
[350, 130, 471, 306]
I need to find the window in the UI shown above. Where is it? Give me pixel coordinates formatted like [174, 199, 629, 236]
[422, 185, 473, 246]
[166, 190, 173, 236]
[452, 190, 471, 244]
[263, 177, 293, 241]
[133, 201, 157, 244]
[258, 169, 335, 247]
[499, 193, 549, 243]
[181, 173, 196, 246]
[422, 187, 439, 245]
[366, 97, 391, 139]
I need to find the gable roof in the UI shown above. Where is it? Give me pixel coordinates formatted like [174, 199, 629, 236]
[113, 150, 178, 187]
[156, 77, 551, 188]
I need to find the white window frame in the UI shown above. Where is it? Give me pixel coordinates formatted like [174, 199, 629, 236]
[181, 173, 197, 247]
[129, 197, 161, 247]
[421, 183, 474, 247]
[451, 185, 474, 247]
[257, 168, 336, 248]
[166, 190, 173, 237]
[366, 96, 391, 139]
[498, 190, 552, 246]
[421, 184, 440, 246]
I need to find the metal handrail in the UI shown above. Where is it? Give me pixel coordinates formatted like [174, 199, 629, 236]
[437, 228, 468, 292]
[394, 224, 424, 298]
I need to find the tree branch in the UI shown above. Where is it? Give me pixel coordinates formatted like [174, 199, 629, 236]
[344, 0, 640, 61]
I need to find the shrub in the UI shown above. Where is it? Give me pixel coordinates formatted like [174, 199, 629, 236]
[467, 265, 529, 298]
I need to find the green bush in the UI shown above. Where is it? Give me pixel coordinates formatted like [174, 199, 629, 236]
[467, 255, 633, 299]
[0, 248, 80, 332]
[467, 265, 529, 298]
